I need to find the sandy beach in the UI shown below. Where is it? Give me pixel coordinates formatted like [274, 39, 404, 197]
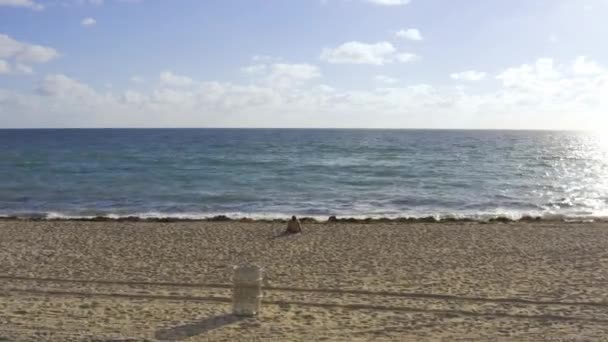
[1, 219, 608, 341]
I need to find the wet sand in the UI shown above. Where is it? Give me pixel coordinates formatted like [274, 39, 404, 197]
[1, 220, 608, 341]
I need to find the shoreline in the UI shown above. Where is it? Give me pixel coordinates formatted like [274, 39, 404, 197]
[0, 213, 604, 224]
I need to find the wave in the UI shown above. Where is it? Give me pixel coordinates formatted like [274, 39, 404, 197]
[1, 210, 606, 223]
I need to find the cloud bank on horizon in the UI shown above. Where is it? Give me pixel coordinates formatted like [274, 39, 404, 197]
[0, 0, 607, 129]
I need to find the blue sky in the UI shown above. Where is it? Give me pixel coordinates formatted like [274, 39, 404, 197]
[1, 0, 607, 129]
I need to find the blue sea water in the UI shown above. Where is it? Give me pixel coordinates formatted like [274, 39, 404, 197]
[1, 129, 608, 220]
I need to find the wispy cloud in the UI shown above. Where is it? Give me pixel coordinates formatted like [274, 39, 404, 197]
[450, 70, 487, 81]
[242, 61, 322, 89]
[365, 0, 410, 6]
[320, 41, 419, 65]
[160, 71, 194, 87]
[374, 75, 398, 84]
[0, 59, 10, 74]
[396, 28, 423, 41]
[36, 74, 97, 97]
[0, 34, 59, 75]
[2, 56, 606, 129]
[0, 0, 43, 10]
[81, 17, 96, 27]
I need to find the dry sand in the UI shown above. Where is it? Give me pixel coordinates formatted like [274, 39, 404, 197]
[1, 220, 608, 341]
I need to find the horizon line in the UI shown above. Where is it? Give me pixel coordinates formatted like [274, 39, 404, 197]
[0, 127, 590, 132]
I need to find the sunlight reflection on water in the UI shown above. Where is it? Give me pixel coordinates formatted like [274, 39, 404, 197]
[1, 129, 608, 220]
[557, 132, 608, 216]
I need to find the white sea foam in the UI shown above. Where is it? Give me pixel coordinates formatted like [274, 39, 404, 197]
[1, 210, 605, 223]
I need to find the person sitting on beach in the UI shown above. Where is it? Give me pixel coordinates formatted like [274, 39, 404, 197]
[285, 215, 302, 234]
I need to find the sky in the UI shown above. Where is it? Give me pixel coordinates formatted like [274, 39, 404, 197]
[0, 0, 607, 129]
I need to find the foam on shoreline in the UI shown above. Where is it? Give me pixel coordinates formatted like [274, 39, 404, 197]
[0, 212, 604, 224]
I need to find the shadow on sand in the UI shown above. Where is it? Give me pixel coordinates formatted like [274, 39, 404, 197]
[269, 227, 303, 240]
[155, 313, 247, 341]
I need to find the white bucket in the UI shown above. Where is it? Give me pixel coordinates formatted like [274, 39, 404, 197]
[232, 264, 263, 316]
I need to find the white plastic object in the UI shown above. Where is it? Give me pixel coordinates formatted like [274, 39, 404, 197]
[232, 264, 263, 316]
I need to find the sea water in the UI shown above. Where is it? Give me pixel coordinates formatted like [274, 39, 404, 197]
[1, 129, 607, 221]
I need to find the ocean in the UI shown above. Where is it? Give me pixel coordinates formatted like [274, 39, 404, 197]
[1, 129, 607, 221]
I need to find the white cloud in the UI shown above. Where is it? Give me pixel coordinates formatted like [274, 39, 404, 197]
[320, 41, 418, 65]
[159, 71, 194, 87]
[267, 63, 321, 89]
[0, 60, 35, 75]
[55, 0, 143, 7]
[68, 0, 135, 5]
[0, 34, 58, 75]
[485, 57, 608, 128]
[130, 75, 144, 83]
[395, 53, 419, 63]
[0, 0, 142, 10]
[0, 59, 9, 74]
[241, 64, 267, 75]
[321, 41, 395, 65]
[450, 70, 487, 81]
[0, 0, 43, 10]
[81, 17, 96, 27]
[36, 74, 98, 99]
[0, 34, 60, 65]
[496, 58, 561, 89]
[121, 89, 146, 105]
[318, 84, 335, 92]
[269, 63, 321, 81]
[365, 0, 410, 6]
[241, 62, 321, 89]
[252, 55, 281, 63]
[67, 0, 104, 5]
[16, 63, 33, 74]
[572, 56, 604, 76]
[374, 75, 398, 84]
[396, 28, 423, 41]
[18, 45, 59, 64]
[2, 56, 607, 130]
